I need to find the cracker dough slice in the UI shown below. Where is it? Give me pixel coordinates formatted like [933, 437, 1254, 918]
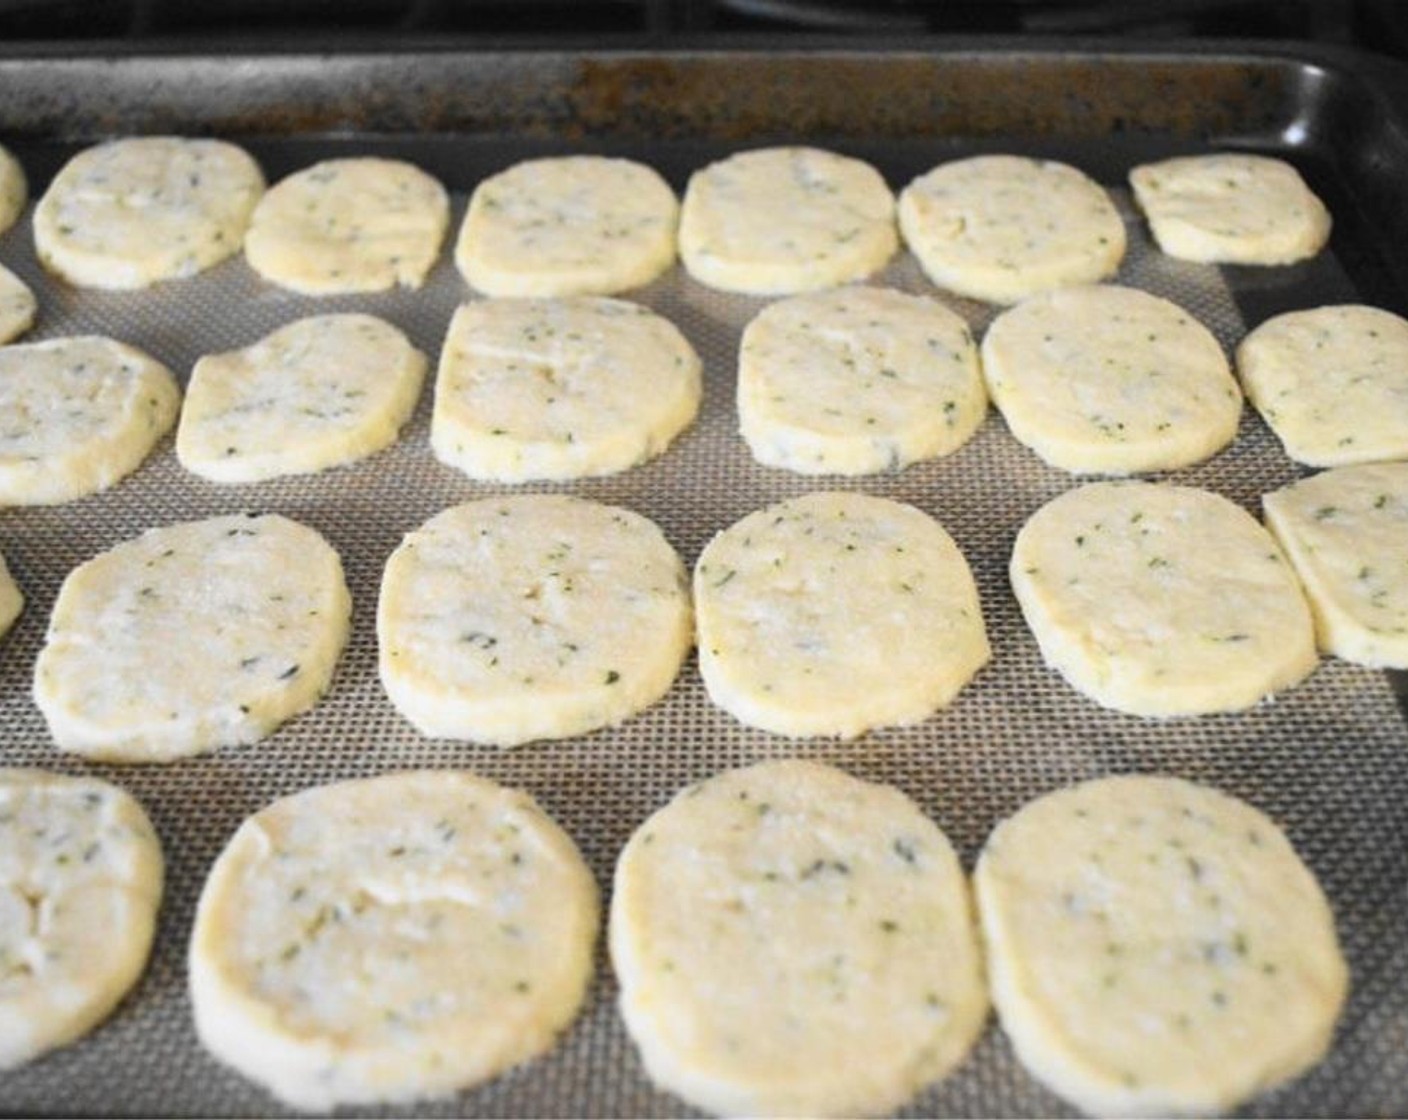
[1011, 481, 1317, 716]
[0, 769, 163, 1069]
[898, 155, 1126, 305]
[612, 759, 987, 1118]
[0, 549, 21, 640]
[738, 286, 986, 475]
[431, 297, 701, 482]
[679, 147, 898, 295]
[456, 156, 678, 297]
[33, 513, 350, 763]
[190, 770, 597, 1111]
[0, 336, 180, 506]
[245, 158, 449, 294]
[975, 775, 1347, 1117]
[1263, 462, 1408, 667]
[981, 285, 1241, 474]
[378, 495, 691, 746]
[34, 137, 264, 289]
[1236, 304, 1408, 467]
[1129, 154, 1331, 265]
[0, 143, 27, 236]
[177, 313, 427, 483]
[0, 264, 36, 344]
[695, 491, 989, 737]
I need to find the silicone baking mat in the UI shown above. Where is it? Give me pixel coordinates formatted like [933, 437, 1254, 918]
[0, 140, 1404, 1118]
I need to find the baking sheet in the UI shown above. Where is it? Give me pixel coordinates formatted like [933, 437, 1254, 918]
[0, 48, 1405, 1117]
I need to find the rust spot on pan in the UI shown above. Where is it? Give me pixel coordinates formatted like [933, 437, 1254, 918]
[567, 54, 1292, 141]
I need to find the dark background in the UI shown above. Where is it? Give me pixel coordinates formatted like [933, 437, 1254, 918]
[0, 0, 1404, 58]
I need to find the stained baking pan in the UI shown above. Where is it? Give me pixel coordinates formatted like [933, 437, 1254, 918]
[0, 41, 1406, 1118]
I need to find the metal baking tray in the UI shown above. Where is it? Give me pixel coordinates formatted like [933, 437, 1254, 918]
[0, 41, 1406, 1118]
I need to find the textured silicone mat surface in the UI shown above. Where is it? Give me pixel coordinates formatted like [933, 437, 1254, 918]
[0, 146, 1404, 1118]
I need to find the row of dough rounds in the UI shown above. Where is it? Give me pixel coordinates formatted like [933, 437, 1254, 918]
[4, 289, 1407, 507]
[7, 472, 1406, 768]
[0, 302, 700, 504]
[0, 762, 1348, 1118]
[742, 287, 1408, 475]
[0, 137, 1332, 300]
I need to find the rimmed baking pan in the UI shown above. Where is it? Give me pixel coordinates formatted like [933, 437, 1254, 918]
[0, 41, 1404, 1117]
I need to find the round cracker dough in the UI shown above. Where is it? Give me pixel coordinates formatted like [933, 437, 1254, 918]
[679, 147, 898, 295]
[34, 137, 264, 289]
[456, 156, 678, 297]
[0, 336, 180, 506]
[1236, 304, 1408, 467]
[695, 491, 989, 737]
[431, 297, 701, 482]
[177, 313, 427, 483]
[898, 155, 1126, 305]
[1011, 481, 1317, 717]
[0, 549, 21, 641]
[1130, 154, 1331, 265]
[378, 495, 692, 746]
[1263, 462, 1408, 668]
[738, 285, 986, 475]
[33, 513, 351, 763]
[0, 143, 27, 236]
[0, 769, 163, 1069]
[245, 158, 449, 294]
[0, 263, 37, 345]
[190, 770, 598, 1111]
[981, 285, 1240, 474]
[612, 759, 987, 1118]
[975, 775, 1348, 1117]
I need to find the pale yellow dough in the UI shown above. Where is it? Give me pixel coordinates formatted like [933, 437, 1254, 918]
[245, 158, 449, 294]
[0, 550, 19, 640]
[177, 313, 427, 483]
[1130, 154, 1331, 265]
[1236, 304, 1408, 466]
[456, 156, 678, 296]
[0, 265, 34, 345]
[34, 514, 351, 763]
[612, 759, 988, 1118]
[1010, 481, 1317, 716]
[695, 491, 989, 737]
[679, 147, 898, 295]
[1264, 462, 1408, 667]
[976, 775, 1348, 1117]
[0, 143, 26, 235]
[738, 285, 986, 475]
[981, 285, 1240, 474]
[190, 771, 598, 1111]
[378, 495, 692, 746]
[0, 336, 180, 506]
[431, 297, 701, 482]
[0, 769, 163, 1069]
[34, 137, 264, 289]
[898, 155, 1125, 304]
